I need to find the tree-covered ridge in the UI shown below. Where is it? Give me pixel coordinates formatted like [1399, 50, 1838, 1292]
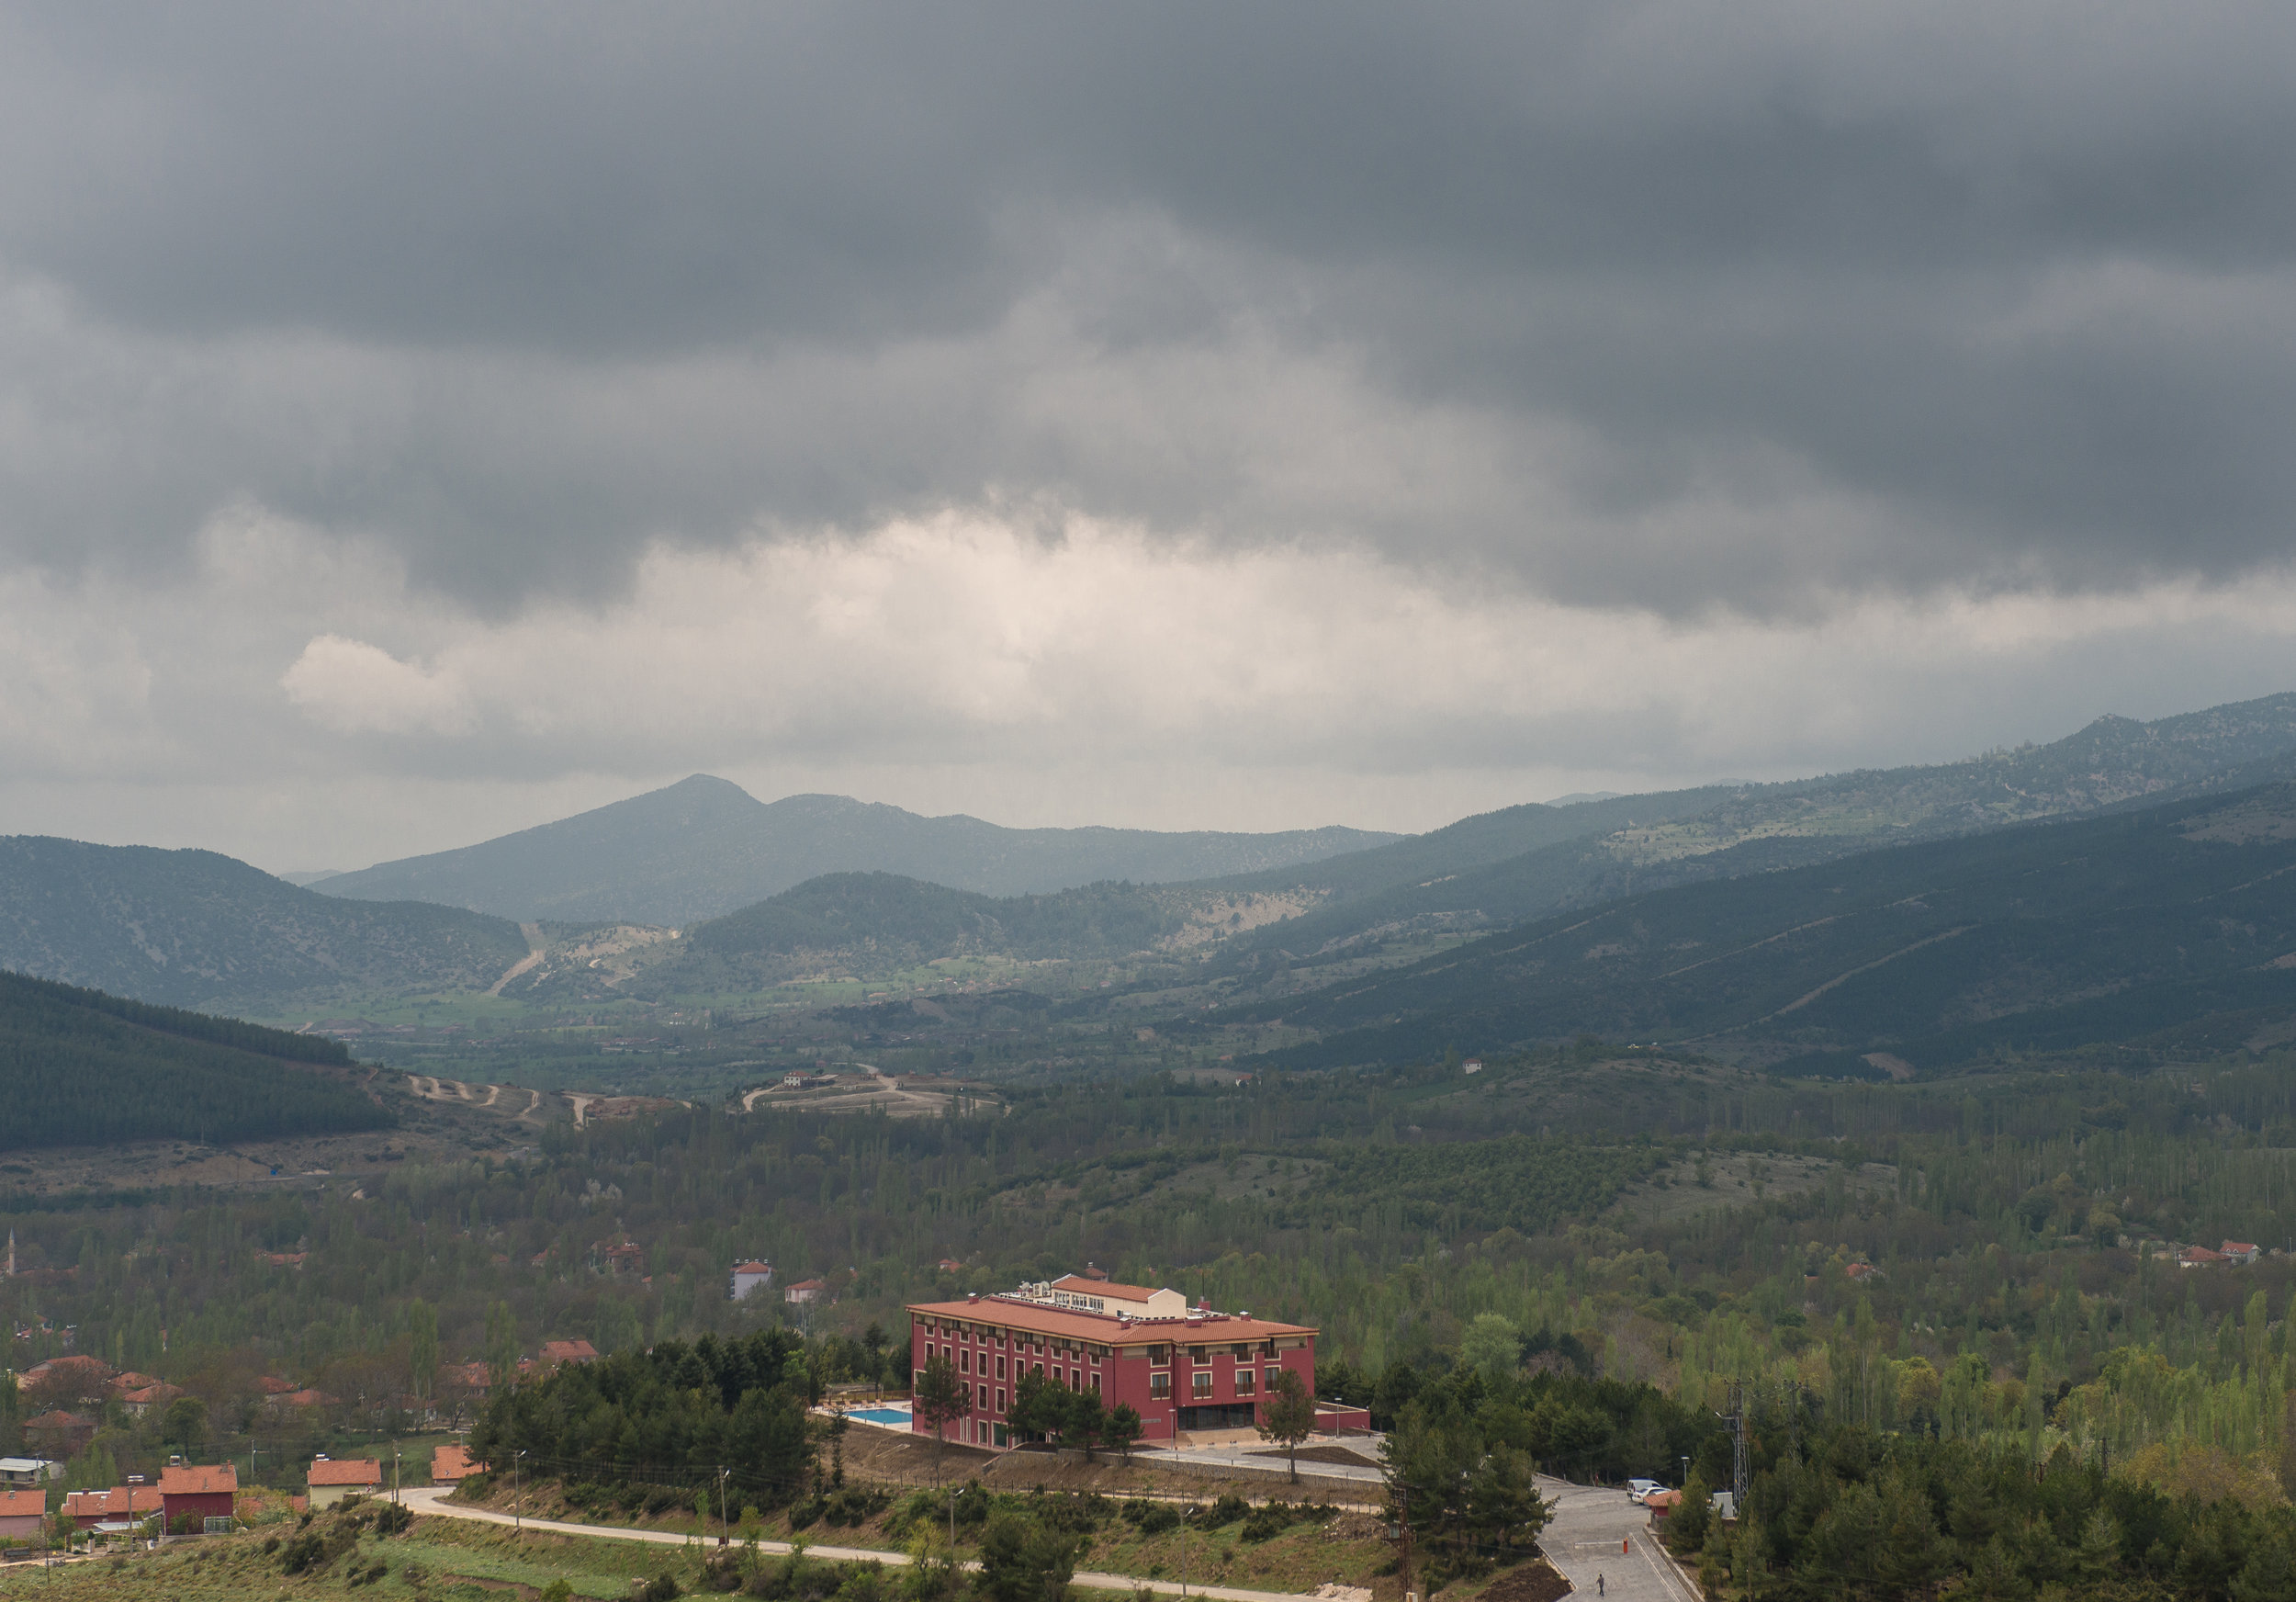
[0, 969, 352, 1065]
[1246, 778, 2296, 1071]
[0, 969, 391, 1150]
[0, 834, 532, 1010]
[1200, 690, 2296, 968]
[639, 872, 1213, 988]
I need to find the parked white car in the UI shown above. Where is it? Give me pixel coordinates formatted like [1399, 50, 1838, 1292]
[1626, 1478, 1665, 1504]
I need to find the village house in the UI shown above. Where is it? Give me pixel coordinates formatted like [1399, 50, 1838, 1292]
[118, 1381, 186, 1417]
[936, 1258, 965, 1275]
[306, 1456, 382, 1507]
[785, 1278, 827, 1305]
[0, 1489, 45, 1541]
[906, 1274, 1336, 1450]
[2179, 1245, 2229, 1269]
[541, 1338, 599, 1367]
[65, 1483, 162, 1529]
[731, 1261, 775, 1301]
[23, 1409, 94, 1457]
[158, 1462, 237, 1528]
[0, 1457, 58, 1487]
[2223, 1240, 2263, 1266]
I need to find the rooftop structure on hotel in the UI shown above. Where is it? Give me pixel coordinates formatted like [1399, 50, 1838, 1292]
[906, 1274, 1327, 1450]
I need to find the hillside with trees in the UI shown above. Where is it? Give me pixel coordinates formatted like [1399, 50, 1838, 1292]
[0, 835, 530, 1012]
[0, 970, 391, 1149]
[1234, 777, 2296, 1073]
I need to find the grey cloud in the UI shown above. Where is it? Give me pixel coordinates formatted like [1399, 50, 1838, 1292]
[2, 2, 2294, 611]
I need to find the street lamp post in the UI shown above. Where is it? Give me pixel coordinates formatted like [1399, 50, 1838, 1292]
[513, 1450, 528, 1536]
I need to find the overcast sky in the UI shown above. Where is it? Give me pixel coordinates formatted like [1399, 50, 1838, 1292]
[4, 2, 2295, 871]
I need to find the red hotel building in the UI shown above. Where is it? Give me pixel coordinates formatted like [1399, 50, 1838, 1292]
[908, 1274, 1317, 1450]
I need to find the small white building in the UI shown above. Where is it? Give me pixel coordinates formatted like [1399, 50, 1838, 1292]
[784, 1278, 826, 1305]
[731, 1260, 775, 1301]
[0, 1458, 59, 1487]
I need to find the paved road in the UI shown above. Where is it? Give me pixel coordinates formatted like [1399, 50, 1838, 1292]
[1534, 1479, 1698, 1602]
[399, 1485, 1325, 1602]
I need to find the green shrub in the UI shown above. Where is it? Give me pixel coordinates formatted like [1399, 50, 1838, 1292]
[1241, 1503, 1299, 1542]
[1122, 1500, 1179, 1535]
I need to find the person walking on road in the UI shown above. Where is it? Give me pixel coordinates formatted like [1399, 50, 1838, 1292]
[1596, 1575, 1604, 1596]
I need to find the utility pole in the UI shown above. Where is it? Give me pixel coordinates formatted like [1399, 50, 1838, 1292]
[718, 1467, 730, 1548]
[513, 1450, 527, 1536]
[393, 1439, 400, 1506]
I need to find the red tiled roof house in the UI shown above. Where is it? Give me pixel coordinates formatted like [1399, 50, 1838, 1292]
[307, 1456, 382, 1508]
[64, 1484, 162, 1529]
[159, 1463, 237, 1528]
[0, 1488, 44, 1540]
[906, 1274, 1317, 1450]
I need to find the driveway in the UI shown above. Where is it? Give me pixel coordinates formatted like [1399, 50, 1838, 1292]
[1533, 1478, 1699, 1601]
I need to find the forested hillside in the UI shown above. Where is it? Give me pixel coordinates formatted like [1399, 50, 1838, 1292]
[1237, 778, 2296, 1072]
[0, 970, 391, 1149]
[321, 774, 1397, 924]
[0, 835, 532, 1012]
[1200, 692, 2296, 967]
[626, 872, 1238, 992]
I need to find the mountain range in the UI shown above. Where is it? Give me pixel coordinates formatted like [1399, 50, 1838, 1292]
[1235, 776, 2296, 1075]
[317, 776, 1401, 924]
[9, 691, 2296, 1018]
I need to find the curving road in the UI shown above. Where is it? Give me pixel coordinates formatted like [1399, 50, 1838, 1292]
[399, 1485, 1323, 1602]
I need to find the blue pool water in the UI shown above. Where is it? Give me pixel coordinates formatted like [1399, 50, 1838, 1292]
[847, 1406, 912, 1425]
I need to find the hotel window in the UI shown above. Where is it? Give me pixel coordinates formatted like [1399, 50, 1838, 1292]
[977, 1383, 988, 1408]
[1260, 1341, 1277, 1359]
[915, 1369, 927, 1389]
[1266, 1366, 1284, 1390]
[1234, 1369, 1255, 1396]
[1151, 1373, 1171, 1399]
[1192, 1371, 1213, 1398]
[960, 1351, 971, 1373]
[996, 1357, 1007, 1380]
[996, 1388, 1007, 1413]
[1032, 1362, 1044, 1377]
[1149, 1345, 1170, 1367]
[1231, 1344, 1251, 1360]
[1189, 1345, 1209, 1365]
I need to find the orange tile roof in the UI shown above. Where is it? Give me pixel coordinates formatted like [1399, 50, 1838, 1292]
[307, 1458, 381, 1487]
[0, 1489, 45, 1518]
[541, 1339, 598, 1364]
[159, 1464, 238, 1495]
[431, 1444, 486, 1482]
[906, 1296, 1313, 1345]
[64, 1487, 162, 1518]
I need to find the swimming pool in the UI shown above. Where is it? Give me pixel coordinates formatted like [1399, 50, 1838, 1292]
[846, 1406, 913, 1426]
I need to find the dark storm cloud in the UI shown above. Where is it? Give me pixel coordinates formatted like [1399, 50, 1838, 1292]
[2, 1, 2293, 608]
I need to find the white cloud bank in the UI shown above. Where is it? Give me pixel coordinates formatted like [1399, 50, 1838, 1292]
[0, 504, 2292, 872]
